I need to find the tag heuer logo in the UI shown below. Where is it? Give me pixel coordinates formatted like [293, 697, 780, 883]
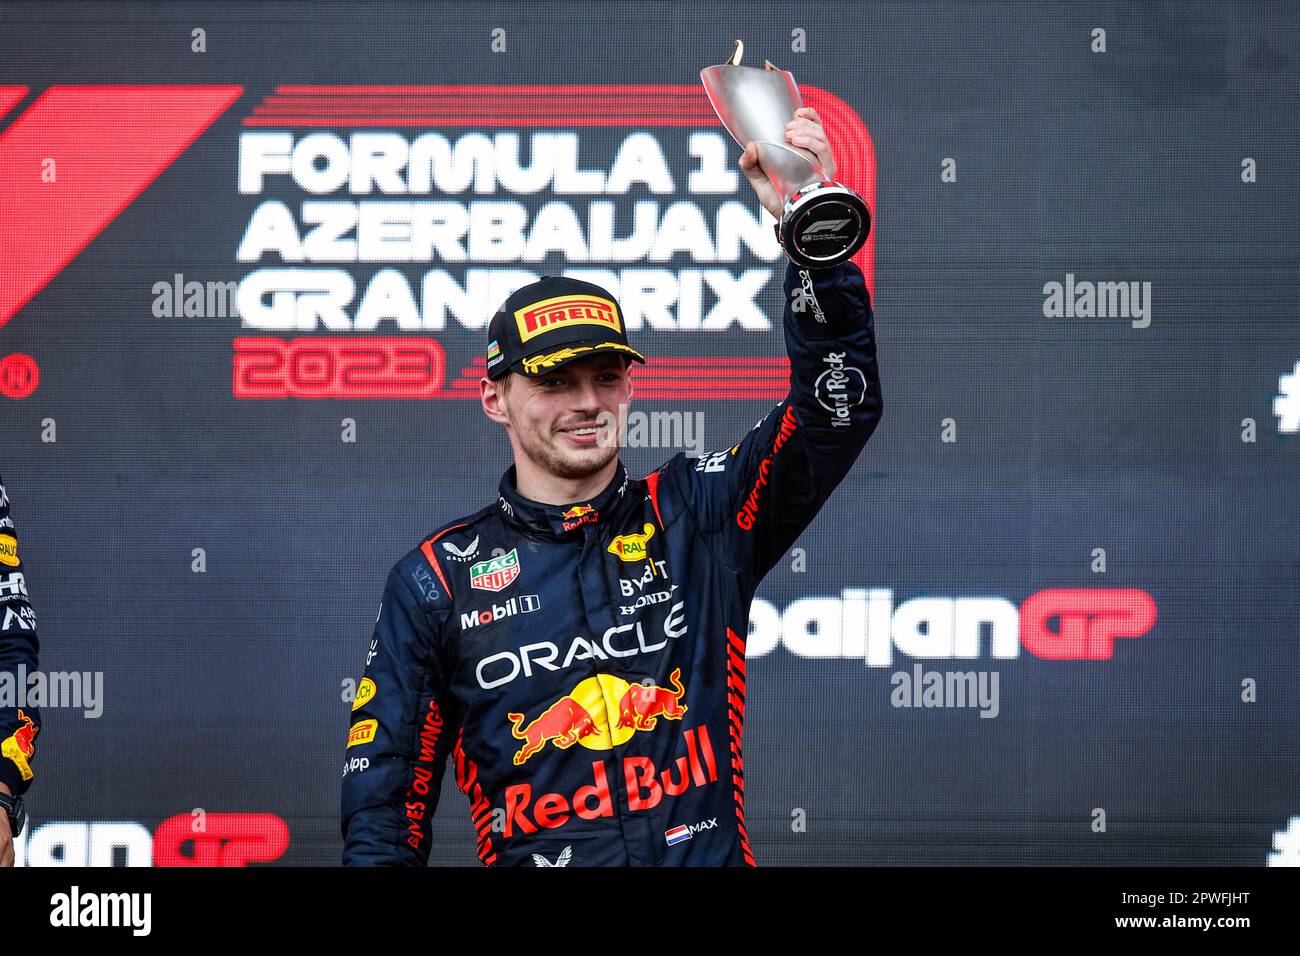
[469, 548, 521, 592]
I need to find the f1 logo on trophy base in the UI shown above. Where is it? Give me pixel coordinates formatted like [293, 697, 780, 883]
[701, 39, 872, 269]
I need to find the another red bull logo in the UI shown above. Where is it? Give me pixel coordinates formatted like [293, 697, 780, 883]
[506, 671, 691, 765]
[561, 504, 598, 532]
[616, 667, 687, 731]
[508, 697, 601, 766]
[1, 709, 38, 781]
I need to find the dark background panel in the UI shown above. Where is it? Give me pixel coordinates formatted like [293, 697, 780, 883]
[0, 0, 1297, 866]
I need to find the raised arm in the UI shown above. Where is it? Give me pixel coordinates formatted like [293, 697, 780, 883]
[0, 475, 41, 800]
[667, 256, 881, 581]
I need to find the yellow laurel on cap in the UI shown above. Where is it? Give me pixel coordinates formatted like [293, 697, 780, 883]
[521, 341, 645, 375]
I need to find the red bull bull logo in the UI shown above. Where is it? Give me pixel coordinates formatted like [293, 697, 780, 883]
[561, 504, 598, 532]
[508, 697, 601, 765]
[1, 709, 38, 781]
[506, 671, 689, 765]
[616, 667, 687, 731]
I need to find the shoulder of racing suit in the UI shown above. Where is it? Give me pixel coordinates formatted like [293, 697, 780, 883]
[389, 504, 499, 614]
[0, 473, 41, 798]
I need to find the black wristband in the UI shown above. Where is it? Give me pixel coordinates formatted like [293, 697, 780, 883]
[0, 791, 25, 837]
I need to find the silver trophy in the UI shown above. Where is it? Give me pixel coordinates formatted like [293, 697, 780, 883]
[700, 40, 870, 268]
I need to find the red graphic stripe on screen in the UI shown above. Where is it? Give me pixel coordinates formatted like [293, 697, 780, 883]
[0, 87, 28, 124]
[802, 87, 876, 285]
[0, 85, 244, 327]
[444, 356, 791, 400]
[620, 387, 788, 399]
[244, 116, 717, 128]
[255, 94, 713, 113]
[275, 84, 710, 95]
[244, 85, 718, 125]
[455, 356, 789, 369]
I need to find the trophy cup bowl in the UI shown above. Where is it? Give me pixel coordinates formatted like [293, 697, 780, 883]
[700, 40, 870, 269]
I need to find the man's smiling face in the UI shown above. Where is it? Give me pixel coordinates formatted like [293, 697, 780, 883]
[489, 353, 632, 480]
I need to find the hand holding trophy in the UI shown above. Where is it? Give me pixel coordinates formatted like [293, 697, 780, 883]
[701, 40, 871, 268]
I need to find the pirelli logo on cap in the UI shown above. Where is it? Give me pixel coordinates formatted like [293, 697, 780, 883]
[514, 294, 621, 343]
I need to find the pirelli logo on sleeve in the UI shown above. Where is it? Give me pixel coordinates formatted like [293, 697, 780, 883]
[347, 719, 378, 748]
[514, 295, 622, 343]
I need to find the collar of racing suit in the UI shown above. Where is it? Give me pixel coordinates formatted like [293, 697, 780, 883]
[496, 459, 634, 539]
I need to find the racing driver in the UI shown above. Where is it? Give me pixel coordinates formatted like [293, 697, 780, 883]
[1, 474, 40, 867]
[342, 107, 882, 866]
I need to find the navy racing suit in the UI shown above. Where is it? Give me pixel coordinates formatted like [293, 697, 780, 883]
[1, 475, 41, 799]
[342, 258, 882, 866]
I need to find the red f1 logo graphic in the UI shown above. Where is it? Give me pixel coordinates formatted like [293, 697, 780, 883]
[0, 85, 243, 327]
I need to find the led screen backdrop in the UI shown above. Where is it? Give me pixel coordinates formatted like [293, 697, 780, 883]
[1, 1, 1297, 866]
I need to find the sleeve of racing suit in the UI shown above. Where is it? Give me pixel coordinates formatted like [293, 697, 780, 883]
[0, 474, 41, 798]
[668, 258, 882, 582]
[341, 560, 459, 866]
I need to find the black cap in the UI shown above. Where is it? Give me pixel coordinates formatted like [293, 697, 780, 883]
[485, 275, 647, 381]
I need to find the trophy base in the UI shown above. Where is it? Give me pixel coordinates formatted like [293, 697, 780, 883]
[778, 182, 871, 269]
